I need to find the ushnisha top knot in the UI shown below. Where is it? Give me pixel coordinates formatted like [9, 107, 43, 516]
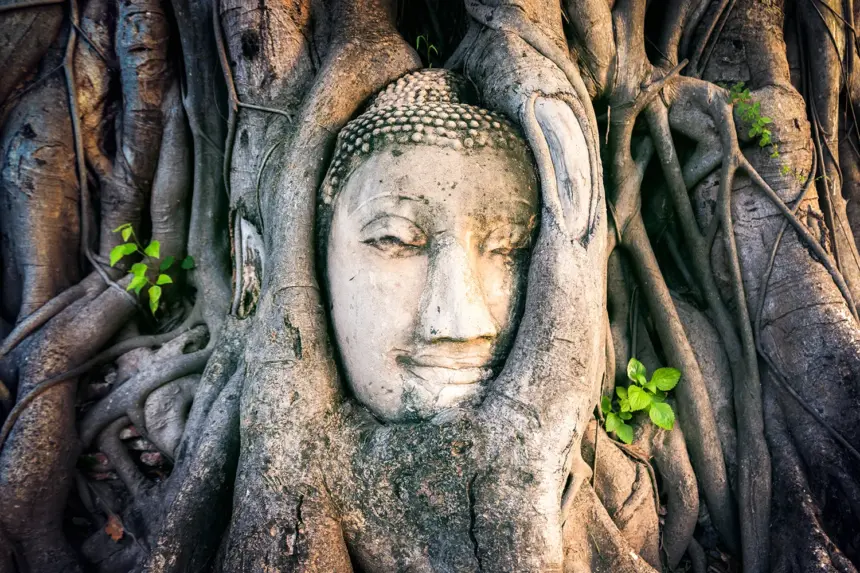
[320, 69, 532, 205]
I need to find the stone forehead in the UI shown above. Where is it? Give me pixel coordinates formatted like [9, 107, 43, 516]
[321, 69, 532, 205]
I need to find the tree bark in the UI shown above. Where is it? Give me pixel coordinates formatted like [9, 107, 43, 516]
[1, 0, 860, 572]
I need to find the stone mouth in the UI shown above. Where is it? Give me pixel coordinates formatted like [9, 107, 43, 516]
[397, 351, 496, 385]
[404, 364, 493, 386]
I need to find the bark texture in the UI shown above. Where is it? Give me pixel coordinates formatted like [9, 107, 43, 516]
[1, 0, 860, 572]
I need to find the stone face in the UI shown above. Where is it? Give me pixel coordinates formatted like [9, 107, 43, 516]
[320, 69, 541, 422]
[325, 144, 539, 421]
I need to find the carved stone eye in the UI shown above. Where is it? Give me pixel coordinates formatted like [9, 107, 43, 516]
[482, 223, 532, 257]
[359, 215, 427, 257]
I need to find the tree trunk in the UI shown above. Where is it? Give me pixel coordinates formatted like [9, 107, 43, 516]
[1, 0, 859, 571]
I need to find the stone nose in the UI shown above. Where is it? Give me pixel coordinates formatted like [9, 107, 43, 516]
[418, 236, 498, 343]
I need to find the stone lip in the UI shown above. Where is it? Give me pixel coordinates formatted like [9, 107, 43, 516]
[397, 348, 496, 386]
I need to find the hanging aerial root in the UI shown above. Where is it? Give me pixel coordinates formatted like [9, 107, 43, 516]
[644, 85, 771, 570]
[212, 0, 292, 202]
[606, 73, 738, 555]
[63, 0, 120, 292]
[754, 159, 860, 463]
[739, 154, 859, 318]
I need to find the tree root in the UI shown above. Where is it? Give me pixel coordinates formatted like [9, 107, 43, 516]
[0, 0, 62, 11]
[96, 416, 146, 495]
[687, 538, 707, 573]
[564, 483, 659, 572]
[80, 337, 211, 448]
[146, 367, 242, 573]
[0, 277, 89, 359]
[623, 205, 738, 553]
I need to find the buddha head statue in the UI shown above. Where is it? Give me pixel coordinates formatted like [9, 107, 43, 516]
[319, 69, 539, 422]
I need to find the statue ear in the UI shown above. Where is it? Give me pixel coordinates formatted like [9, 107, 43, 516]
[231, 213, 266, 318]
[531, 96, 594, 242]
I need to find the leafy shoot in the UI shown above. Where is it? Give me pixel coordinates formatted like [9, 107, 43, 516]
[601, 358, 680, 444]
[110, 224, 194, 314]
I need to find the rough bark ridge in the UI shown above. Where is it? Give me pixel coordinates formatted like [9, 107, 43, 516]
[0, 0, 859, 571]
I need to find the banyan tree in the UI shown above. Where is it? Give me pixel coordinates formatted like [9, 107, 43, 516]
[1, 0, 859, 571]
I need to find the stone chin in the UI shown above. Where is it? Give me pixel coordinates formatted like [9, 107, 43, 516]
[397, 372, 491, 421]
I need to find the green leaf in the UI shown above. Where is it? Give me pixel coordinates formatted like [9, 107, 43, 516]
[616, 386, 628, 400]
[122, 227, 133, 242]
[109, 244, 126, 267]
[628, 385, 652, 411]
[619, 411, 632, 421]
[616, 422, 634, 444]
[619, 397, 631, 412]
[159, 256, 175, 271]
[605, 412, 622, 433]
[749, 127, 757, 138]
[627, 358, 647, 385]
[149, 285, 162, 314]
[112, 223, 132, 233]
[181, 256, 195, 270]
[651, 391, 667, 403]
[652, 367, 681, 391]
[761, 116, 772, 124]
[156, 274, 173, 286]
[645, 381, 658, 393]
[122, 242, 139, 256]
[127, 275, 147, 294]
[144, 240, 160, 259]
[130, 263, 148, 278]
[649, 401, 675, 430]
[601, 396, 612, 415]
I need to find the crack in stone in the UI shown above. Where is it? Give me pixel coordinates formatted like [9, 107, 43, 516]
[467, 473, 483, 572]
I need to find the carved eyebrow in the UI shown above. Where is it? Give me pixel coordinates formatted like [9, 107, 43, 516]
[348, 192, 426, 217]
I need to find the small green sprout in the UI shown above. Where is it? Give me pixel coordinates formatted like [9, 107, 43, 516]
[110, 223, 194, 314]
[729, 82, 775, 152]
[601, 358, 680, 444]
[415, 34, 439, 67]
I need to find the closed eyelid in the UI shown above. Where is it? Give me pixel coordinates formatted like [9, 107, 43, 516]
[360, 214, 424, 234]
[482, 223, 533, 250]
